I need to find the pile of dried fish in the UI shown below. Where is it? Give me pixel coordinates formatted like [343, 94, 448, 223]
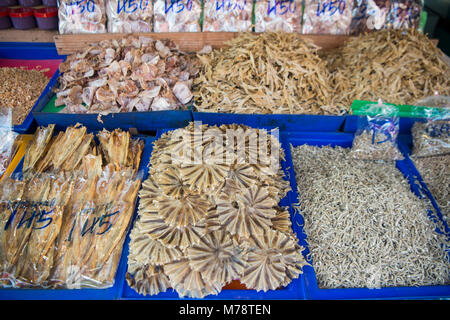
[126, 123, 308, 298]
[325, 29, 450, 109]
[412, 155, 450, 222]
[194, 33, 342, 115]
[55, 36, 200, 114]
[291, 144, 450, 289]
[0, 67, 49, 125]
[0, 124, 144, 289]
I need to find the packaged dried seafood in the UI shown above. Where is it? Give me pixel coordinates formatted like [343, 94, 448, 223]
[349, 0, 391, 35]
[106, 0, 153, 33]
[0, 67, 49, 125]
[153, 0, 202, 32]
[325, 29, 450, 110]
[302, 0, 353, 34]
[58, 0, 107, 34]
[253, 0, 303, 32]
[54, 36, 200, 113]
[126, 123, 308, 298]
[0, 124, 145, 289]
[384, 0, 421, 30]
[411, 119, 450, 158]
[203, 0, 253, 32]
[0, 109, 18, 178]
[194, 33, 341, 115]
[349, 102, 404, 161]
[291, 144, 450, 289]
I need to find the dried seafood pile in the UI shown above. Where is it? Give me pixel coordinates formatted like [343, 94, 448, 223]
[126, 123, 308, 298]
[0, 67, 49, 125]
[412, 155, 450, 222]
[325, 29, 450, 109]
[0, 124, 144, 289]
[203, 0, 253, 32]
[194, 33, 343, 115]
[55, 36, 200, 114]
[291, 144, 450, 289]
[254, 0, 303, 32]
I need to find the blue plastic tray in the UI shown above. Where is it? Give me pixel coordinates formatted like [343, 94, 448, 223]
[119, 127, 306, 300]
[0, 131, 156, 300]
[0, 42, 65, 134]
[284, 130, 450, 300]
[193, 112, 346, 132]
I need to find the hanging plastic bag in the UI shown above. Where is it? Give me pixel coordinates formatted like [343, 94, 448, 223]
[302, 0, 353, 35]
[350, 0, 391, 35]
[384, 0, 422, 30]
[153, 0, 202, 32]
[203, 0, 253, 32]
[349, 100, 404, 161]
[106, 0, 153, 33]
[254, 0, 303, 32]
[0, 109, 18, 179]
[58, 0, 107, 34]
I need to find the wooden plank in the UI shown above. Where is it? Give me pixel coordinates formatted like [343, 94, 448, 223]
[54, 32, 352, 55]
[0, 29, 57, 43]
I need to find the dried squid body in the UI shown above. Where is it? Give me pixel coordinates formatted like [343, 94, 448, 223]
[203, 0, 253, 32]
[302, 0, 353, 34]
[254, 0, 303, 32]
[153, 0, 202, 32]
[350, 0, 391, 35]
[58, 0, 107, 34]
[106, 0, 153, 33]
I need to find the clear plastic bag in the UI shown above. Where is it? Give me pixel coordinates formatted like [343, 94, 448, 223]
[203, 0, 253, 32]
[58, 0, 107, 34]
[0, 109, 18, 179]
[349, 101, 404, 161]
[254, 0, 303, 32]
[384, 0, 421, 30]
[350, 0, 391, 35]
[106, 0, 153, 33]
[153, 0, 202, 32]
[302, 0, 353, 34]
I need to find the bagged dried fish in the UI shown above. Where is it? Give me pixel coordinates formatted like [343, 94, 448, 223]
[153, 0, 202, 32]
[411, 119, 450, 158]
[384, 0, 421, 30]
[203, 0, 253, 32]
[106, 0, 153, 33]
[350, 0, 391, 35]
[349, 102, 404, 161]
[302, 0, 353, 34]
[326, 29, 450, 109]
[291, 144, 450, 289]
[254, 0, 303, 32]
[58, 0, 107, 34]
[0, 109, 18, 178]
[127, 123, 306, 298]
[194, 33, 341, 115]
[54, 36, 200, 113]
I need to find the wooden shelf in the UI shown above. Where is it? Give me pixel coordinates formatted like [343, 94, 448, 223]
[0, 28, 57, 43]
[54, 32, 353, 55]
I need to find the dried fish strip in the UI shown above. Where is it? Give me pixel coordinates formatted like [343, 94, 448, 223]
[187, 230, 247, 284]
[194, 33, 340, 115]
[126, 260, 171, 296]
[291, 144, 450, 289]
[271, 207, 292, 234]
[22, 124, 55, 173]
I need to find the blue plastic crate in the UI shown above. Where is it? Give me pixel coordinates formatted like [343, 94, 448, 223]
[284, 130, 450, 300]
[193, 112, 345, 132]
[0, 42, 65, 134]
[119, 127, 306, 300]
[0, 131, 156, 300]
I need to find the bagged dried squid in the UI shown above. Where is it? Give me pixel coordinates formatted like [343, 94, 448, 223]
[302, 0, 353, 34]
[254, 0, 303, 32]
[106, 0, 153, 33]
[126, 123, 308, 298]
[203, 0, 253, 32]
[58, 0, 107, 34]
[153, 0, 202, 32]
[349, 0, 391, 35]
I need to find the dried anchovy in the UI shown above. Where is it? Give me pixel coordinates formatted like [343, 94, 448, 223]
[291, 144, 450, 289]
[325, 29, 450, 109]
[349, 130, 404, 161]
[0, 67, 49, 125]
[193, 33, 342, 115]
[412, 155, 450, 222]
